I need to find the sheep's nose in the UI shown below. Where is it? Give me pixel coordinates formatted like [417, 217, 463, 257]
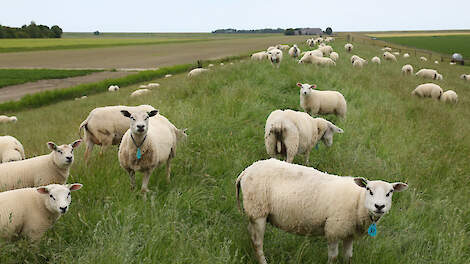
[66, 156, 72, 162]
[59, 206, 67, 213]
[303, 92, 307, 95]
[137, 125, 145, 130]
[374, 204, 385, 210]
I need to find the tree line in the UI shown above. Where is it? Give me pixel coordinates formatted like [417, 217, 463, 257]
[0, 22, 63, 38]
[212, 28, 285, 34]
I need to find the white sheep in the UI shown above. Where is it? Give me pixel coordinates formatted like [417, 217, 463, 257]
[434, 60, 439, 64]
[301, 54, 335, 66]
[329, 52, 339, 61]
[118, 109, 187, 193]
[147, 83, 160, 88]
[267, 46, 276, 51]
[440, 90, 458, 103]
[393, 52, 400, 56]
[436, 73, 443, 80]
[0, 140, 81, 191]
[266, 48, 283, 68]
[415, 69, 440, 80]
[236, 159, 408, 264]
[401, 64, 414, 75]
[188, 68, 209, 78]
[74, 95, 87, 100]
[208, 64, 214, 67]
[164, 74, 172, 78]
[265, 110, 343, 164]
[299, 49, 323, 63]
[460, 74, 470, 81]
[350, 55, 360, 64]
[420, 56, 428, 62]
[288, 45, 300, 58]
[381, 47, 392, 52]
[251, 51, 268, 61]
[403, 53, 410, 58]
[412, 83, 443, 100]
[298, 83, 346, 118]
[353, 59, 367, 68]
[108, 85, 119, 92]
[0, 183, 82, 242]
[450, 62, 456, 65]
[0, 115, 17, 123]
[371, 56, 381, 64]
[383, 52, 397, 62]
[344, 43, 353, 52]
[139, 84, 148, 88]
[318, 45, 333, 56]
[0, 136, 25, 163]
[130, 89, 150, 97]
[276, 44, 290, 51]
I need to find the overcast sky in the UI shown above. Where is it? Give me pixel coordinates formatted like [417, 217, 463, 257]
[1, 0, 469, 32]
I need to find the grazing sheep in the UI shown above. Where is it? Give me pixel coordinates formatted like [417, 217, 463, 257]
[0, 140, 81, 191]
[329, 52, 339, 61]
[415, 69, 440, 80]
[300, 54, 335, 66]
[298, 83, 347, 118]
[299, 49, 323, 61]
[74, 96, 87, 100]
[79, 104, 156, 162]
[393, 52, 400, 56]
[344, 43, 353, 52]
[265, 110, 343, 164]
[164, 74, 172, 78]
[118, 110, 187, 193]
[383, 52, 397, 62]
[440, 90, 458, 103]
[251, 51, 269, 61]
[371, 56, 381, 64]
[420, 57, 428, 62]
[236, 159, 408, 264]
[350, 55, 361, 64]
[434, 60, 439, 64]
[318, 45, 333, 56]
[276, 44, 290, 51]
[267, 46, 276, 51]
[450, 62, 456, 65]
[188, 68, 209, 78]
[381, 47, 392, 52]
[436, 73, 443, 80]
[0, 136, 25, 163]
[288, 45, 300, 58]
[267, 48, 283, 68]
[403, 53, 410, 58]
[353, 59, 367, 68]
[401, 64, 414, 75]
[130, 89, 150, 97]
[412, 83, 443, 100]
[0, 115, 17, 123]
[147, 83, 160, 88]
[108, 85, 119, 92]
[460, 74, 470, 80]
[0, 183, 82, 242]
[208, 64, 214, 67]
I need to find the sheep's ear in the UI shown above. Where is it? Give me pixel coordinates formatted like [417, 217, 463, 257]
[330, 123, 344, 134]
[70, 139, 82, 149]
[296, 83, 303, 87]
[37, 187, 49, 194]
[354, 177, 368, 188]
[182, 128, 188, 134]
[68, 183, 83, 191]
[310, 84, 317, 89]
[121, 110, 131, 118]
[47, 142, 57, 151]
[147, 110, 159, 117]
[392, 182, 408, 192]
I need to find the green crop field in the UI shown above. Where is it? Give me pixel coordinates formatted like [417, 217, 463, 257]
[0, 40, 469, 263]
[380, 35, 470, 58]
[0, 69, 100, 88]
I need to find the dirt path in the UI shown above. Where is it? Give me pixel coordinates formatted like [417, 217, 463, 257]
[0, 71, 133, 102]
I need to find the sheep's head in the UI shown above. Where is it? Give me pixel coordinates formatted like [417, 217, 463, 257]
[37, 183, 82, 215]
[297, 83, 316, 96]
[48, 140, 81, 168]
[318, 120, 344, 146]
[354, 178, 408, 218]
[9, 116, 17, 123]
[1, 149, 23, 163]
[121, 110, 159, 136]
[267, 49, 282, 64]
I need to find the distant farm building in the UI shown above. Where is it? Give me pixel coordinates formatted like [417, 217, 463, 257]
[294, 28, 323, 35]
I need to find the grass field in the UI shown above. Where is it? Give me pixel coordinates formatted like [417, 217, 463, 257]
[0, 69, 100, 88]
[0, 39, 469, 263]
[366, 30, 470, 37]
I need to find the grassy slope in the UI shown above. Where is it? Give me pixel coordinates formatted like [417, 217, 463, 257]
[0, 40, 469, 263]
[0, 69, 100, 88]
[380, 35, 470, 58]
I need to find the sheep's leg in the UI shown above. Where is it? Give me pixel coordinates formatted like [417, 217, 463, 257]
[166, 158, 172, 184]
[304, 150, 311, 165]
[141, 170, 152, 193]
[342, 237, 354, 264]
[248, 217, 268, 264]
[83, 140, 94, 163]
[327, 241, 339, 263]
[128, 170, 136, 190]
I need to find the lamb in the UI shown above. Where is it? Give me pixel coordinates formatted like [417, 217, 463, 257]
[267, 48, 283, 68]
[403, 53, 410, 58]
[329, 52, 339, 61]
[108, 85, 119, 92]
[251, 51, 268, 61]
[188, 68, 209, 78]
[344, 43, 353, 52]
[318, 45, 333, 56]
[401, 64, 414, 75]
[383, 52, 397, 62]
[130, 89, 150, 97]
[299, 55, 335, 66]
[0, 115, 17, 123]
[288, 45, 300, 58]
[0, 183, 82, 242]
[415, 69, 440, 80]
[0, 136, 25, 163]
[371, 56, 381, 64]
[412, 83, 443, 100]
[118, 110, 187, 193]
[0, 140, 81, 191]
[460, 74, 470, 81]
[440, 90, 458, 103]
[298, 83, 347, 118]
[299, 49, 323, 63]
[420, 56, 428, 62]
[265, 110, 343, 164]
[236, 158, 408, 264]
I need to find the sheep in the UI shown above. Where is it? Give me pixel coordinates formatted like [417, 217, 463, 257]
[188, 68, 209, 78]
[420, 56, 428, 62]
[318, 45, 333, 56]
[265, 110, 343, 164]
[79, 104, 156, 162]
[236, 158, 408, 264]
[267, 48, 283, 68]
[450, 62, 456, 65]
[436, 73, 443, 80]
[139, 84, 148, 88]
[0, 183, 82, 242]
[0, 140, 81, 191]
[288, 45, 300, 58]
[434, 60, 439, 64]
[371, 56, 381, 64]
[147, 83, 160, 88]
[299, 54, 335, 66]
[267, 46, 276, 51]
[108, 85, 119, 92]
[383, 52, 397, 62]
[344, 43, 353, 52]
[329, 52, 339, 61]
[412, 83, 443, 100]
[0, 136, 25, 163]
[300, 49, 323, 60]
[130, 89, 150, 97]
[74, 95, 87, 100]
[381, 47, 392, 52]
[350, 55, 361, 64]
[0, 115, 17, 123]
[208, 64, 214, 67]
[118, 109, 187, 193]
[440, 90, 458, 103]
[353, 59, 367, 68]
[401, 64, 414, 75]
[403, 53, 410, 58]
[393, 52, 400, 56]
[460, 74, 470, 81]
[298, 83, 346, 118]
[220, 63, 224, 66]
[164, 74, 172, 78]
[251, 51, 268, 61]
[276, 44, 290, 51]
[415, 69, 440, 80]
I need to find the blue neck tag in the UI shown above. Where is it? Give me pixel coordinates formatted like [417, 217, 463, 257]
[368, 222, 377, 237]
[315, 143, 319, 150]
[136, 148, 142, 159]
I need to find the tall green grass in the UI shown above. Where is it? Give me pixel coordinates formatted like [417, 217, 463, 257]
[0, 69, 100, 88]
[0, 40, 469, 263]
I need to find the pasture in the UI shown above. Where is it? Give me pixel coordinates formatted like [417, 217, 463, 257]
[0, 38, 469, 263]
[0, 69, 99, 88]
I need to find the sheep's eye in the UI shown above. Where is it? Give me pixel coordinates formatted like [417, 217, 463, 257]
[67, 192, 71, 197]
[369, 190, 374, 196]
[49, 194, 55, 200]
[130, 117, 135, 121]
[57, 150, 62, 154]
[145, 117, 149, 120]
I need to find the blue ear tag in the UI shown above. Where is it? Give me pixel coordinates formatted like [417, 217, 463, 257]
[315, 143, 319, 150]
[368, 223, 377, 237]
[136, 148, 142, 159]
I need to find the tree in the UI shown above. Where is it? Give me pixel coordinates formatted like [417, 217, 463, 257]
[51, 25, 63, 38]
[325, 27, 333, 35]
[285, 28, 295, 35]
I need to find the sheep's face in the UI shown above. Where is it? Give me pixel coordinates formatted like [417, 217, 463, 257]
[354, 178, 408, 217]
[267, 49, 282, 64]
[121, 110, 159, 136]
[37, 184, 82, 215]
[297, 83, 316, 96]
[1, 150, 22, 163]
[321, 121, 344, 147]
[48, 140, 81, 168]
